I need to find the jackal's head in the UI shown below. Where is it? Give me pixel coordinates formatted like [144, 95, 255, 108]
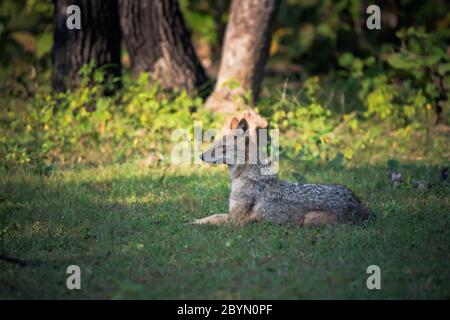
[200, 110, 268, 165]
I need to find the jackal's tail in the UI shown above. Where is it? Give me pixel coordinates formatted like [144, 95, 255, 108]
[354, 204, 376, 225]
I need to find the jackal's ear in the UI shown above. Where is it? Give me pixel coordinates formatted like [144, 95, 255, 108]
[230, 117, 239, 129]
[237, 118, 249, 132]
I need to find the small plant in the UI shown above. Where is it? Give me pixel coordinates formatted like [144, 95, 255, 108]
[386, 27, 449, 125]
[0, 66, 217, 170]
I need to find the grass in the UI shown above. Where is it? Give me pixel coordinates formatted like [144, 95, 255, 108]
[0, 160, 449, 299]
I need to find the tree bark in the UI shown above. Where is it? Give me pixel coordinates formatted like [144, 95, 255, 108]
[51, 0, 122, 92]
[205, 0, 280, 112]
[119, 0, 209, 95]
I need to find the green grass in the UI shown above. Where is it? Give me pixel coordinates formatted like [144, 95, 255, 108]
[0, 161, 449, 299]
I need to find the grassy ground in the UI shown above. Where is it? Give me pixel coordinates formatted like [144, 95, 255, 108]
[1, 160, 449, 299]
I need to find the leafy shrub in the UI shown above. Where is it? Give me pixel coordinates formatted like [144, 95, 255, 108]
[0, 65, 217, 170]
[335, 28, 449, 127]
[259, 76, 339, 162]
[385, 27, 449, 124]
[2, 26, 449, 172]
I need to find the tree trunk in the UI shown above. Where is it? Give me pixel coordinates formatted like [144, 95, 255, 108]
[119, 0, 209, 95]
[51, 0, 122, 92]
[205, 0, 280, 112]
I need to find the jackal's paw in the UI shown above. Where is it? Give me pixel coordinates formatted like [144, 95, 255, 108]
[190, 218, 202, 225]
[190, 214, 229, 225]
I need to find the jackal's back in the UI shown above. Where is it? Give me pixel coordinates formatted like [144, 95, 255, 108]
[254, 180, 372, 224]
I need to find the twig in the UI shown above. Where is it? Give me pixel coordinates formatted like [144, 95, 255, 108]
[0, 255, 42, 267]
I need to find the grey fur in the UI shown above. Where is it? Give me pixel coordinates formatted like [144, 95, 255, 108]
[228, 164, 372, 225]
[195, 112, 373, 226]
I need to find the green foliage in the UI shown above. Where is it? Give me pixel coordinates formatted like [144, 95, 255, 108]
[0, 65, 216, 170]
[180, 0, 229, 46]
[386, 27, 450, 116]
[258, 31, 449, 165]
[272, 0, 449, 73]
[0, 0, 53, 65]
[1, 3, 449, 171]
[332, 28, 449, 127]
[2, 48, 449, 172]
[259, 76, 337, 162]
[2, 0, 448, 75]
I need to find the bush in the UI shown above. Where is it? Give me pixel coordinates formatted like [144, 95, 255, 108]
[1, 28, 449, 172]
[0, 65, 216, 170]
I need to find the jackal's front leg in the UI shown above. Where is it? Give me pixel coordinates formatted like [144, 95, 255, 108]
[191, 214, 229, 225]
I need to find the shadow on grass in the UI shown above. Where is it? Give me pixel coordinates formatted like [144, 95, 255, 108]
[0, 162, 449, 298]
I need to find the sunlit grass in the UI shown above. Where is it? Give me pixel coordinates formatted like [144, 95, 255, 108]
[1, 160, 449, 299]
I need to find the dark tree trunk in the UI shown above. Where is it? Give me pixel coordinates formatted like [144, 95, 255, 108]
[119, 0, 209, 94]
[52, 0, 122, 92]
[205, 0, 280, 112]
